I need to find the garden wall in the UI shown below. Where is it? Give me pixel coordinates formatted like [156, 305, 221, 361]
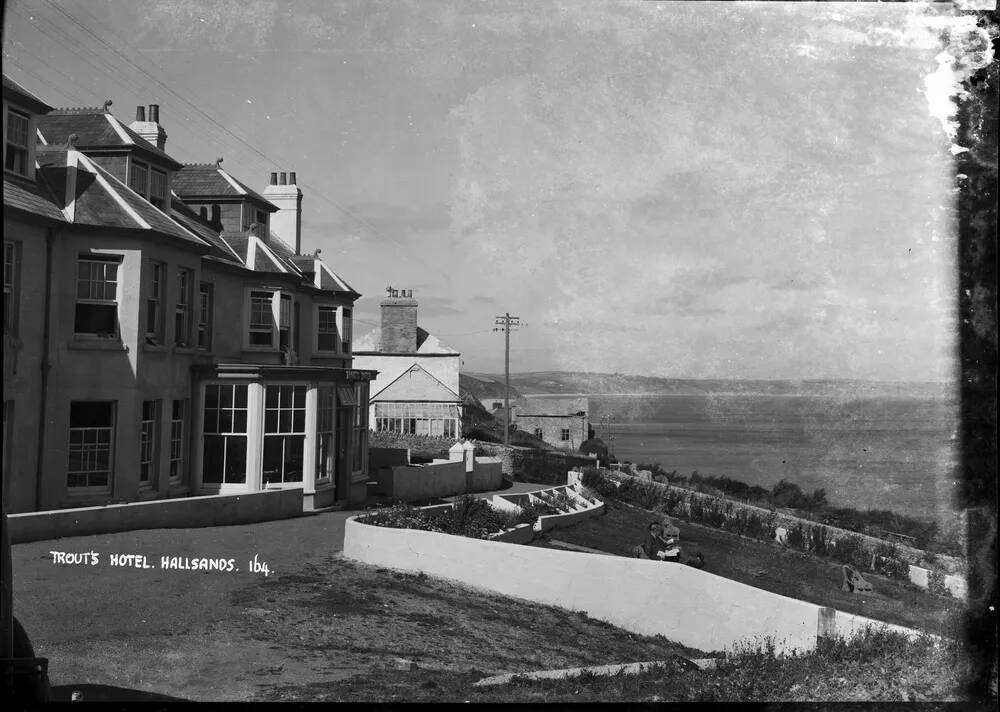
[8, 488, 304, 544]
[471, 441, 597, 483]
[370, 457, 504, 501]
[343, 517, 924, 655]
[602, 471, 967, 599]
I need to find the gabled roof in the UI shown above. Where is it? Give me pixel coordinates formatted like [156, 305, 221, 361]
[3, 75, 53, 114]
[371, 363, 461, 402]
[283, 251, 358, 296]
[37, 110, 183, 170]
[3, 173, 66, 223]
[34, 148, 209, 248]
[173, 165, 277, 210]
[515, 397, 589, 418]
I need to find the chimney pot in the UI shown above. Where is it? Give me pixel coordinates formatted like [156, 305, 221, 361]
[270, 172, 278, 185]
[149, 104, 159, 123]
[289, 171, 297, 184]
[135, 106, 146, 121]
[279, 172, 287, 185]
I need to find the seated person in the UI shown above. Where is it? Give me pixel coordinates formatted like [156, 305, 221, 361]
[638, 521, 678, 561]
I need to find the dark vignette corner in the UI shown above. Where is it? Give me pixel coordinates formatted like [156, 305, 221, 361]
[956, 8, 999, 702]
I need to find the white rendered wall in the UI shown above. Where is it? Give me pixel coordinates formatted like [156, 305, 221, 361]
[344, 518, 830, 654]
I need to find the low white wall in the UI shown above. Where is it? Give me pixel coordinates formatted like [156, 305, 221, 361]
[344, 517, 828, 654]
[8, 489, 304, 544]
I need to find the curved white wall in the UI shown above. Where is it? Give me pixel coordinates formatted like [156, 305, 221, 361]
[344, 517, 831, 654]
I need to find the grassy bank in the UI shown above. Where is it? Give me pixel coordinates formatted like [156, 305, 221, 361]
[538, 499, 965, 635]
[262, 624, 981, 702]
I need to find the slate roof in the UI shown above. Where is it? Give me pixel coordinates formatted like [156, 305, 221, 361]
[353, 326, 458, 355]
[37, 111, 183, 170]
[515, 397, 589, 417]
[173, 165, 277, 210]
[169, 195, 245, 265]
[33, 148, 209, 248]
[3, 74, 53, 114]
[3, 173, 66, 223]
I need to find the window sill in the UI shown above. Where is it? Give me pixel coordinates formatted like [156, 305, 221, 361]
[68, 339, 128, 352]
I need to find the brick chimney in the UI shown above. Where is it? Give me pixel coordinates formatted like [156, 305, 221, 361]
[380, 287, 418, 353]
[262, 171, 303, 253]
[128, 104, 167, 150]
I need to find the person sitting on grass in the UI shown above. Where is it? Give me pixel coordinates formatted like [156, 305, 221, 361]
[633, 521, 677, 560]
[685, 552, 705, 569]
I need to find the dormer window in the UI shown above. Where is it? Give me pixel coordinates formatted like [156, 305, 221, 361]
[128, 159, 168, 209]
[4, 108, 30, 177]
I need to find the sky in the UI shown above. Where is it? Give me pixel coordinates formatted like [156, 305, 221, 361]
[3, 1, 993, 381]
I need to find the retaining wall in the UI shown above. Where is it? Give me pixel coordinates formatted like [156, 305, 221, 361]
[604, 471, 967, 598]
[471, 441, 597, 483]
[370, 457, 504, 501]
[8, 488, 304, 544]
[343, 517, 925, 655]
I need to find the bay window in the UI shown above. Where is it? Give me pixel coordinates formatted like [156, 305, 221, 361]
[316, 305, 339, 352]
[262, 385, 306, 484]
[75, 256, 120, 338]
[202, 384, 248, 484]
[246, 289, 295, 350]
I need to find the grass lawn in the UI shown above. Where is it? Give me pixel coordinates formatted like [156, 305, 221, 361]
[535, 500, 965, 636]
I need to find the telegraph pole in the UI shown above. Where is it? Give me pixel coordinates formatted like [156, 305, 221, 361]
[494, 313, 521, 446]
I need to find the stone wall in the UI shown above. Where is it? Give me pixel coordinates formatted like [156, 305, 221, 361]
[471, 441, 596, 483]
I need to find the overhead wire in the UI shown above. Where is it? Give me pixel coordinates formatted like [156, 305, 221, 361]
[48, 0, 453, 282]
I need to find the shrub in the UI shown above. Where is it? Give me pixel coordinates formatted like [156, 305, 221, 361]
[809, 525, 829, 557]
[829, 534, 869, 570]
[927, 569, 949, 597]
[786, 523, 806, 551]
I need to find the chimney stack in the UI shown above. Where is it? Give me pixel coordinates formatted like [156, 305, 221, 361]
[262, 168, 304, 254]
[380, 286, 418, 353]
[129, 103, 167, 150]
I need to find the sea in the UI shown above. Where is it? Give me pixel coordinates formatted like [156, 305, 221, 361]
[574, 393, 961, 524]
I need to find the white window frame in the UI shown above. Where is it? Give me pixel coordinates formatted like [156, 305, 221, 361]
[4, 240, 20, 336]
[200, 383, 250, 487]
[315, 386, 335, 485]
[5, 108, 30, 177]
[341, 307, 353, 354]
[67, 401, 116, 493]
[74, 256, 121, 339]
[351, 382, 368, 478]
[561, 428, 571, 442]
[261, 384, 307, 486]
[144, 260, 164, 344]
[197, 282, 213, 349]
[128, 159, 169, 209]
[175, 267, 193, 347]
[315, 304, 340, 353]
[244, 288, 293, 350]
[139, 399, 159, 486]
[149, 168, 168, 209]
[169, 399, 186, 483]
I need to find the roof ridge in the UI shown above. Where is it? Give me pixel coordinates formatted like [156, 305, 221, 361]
[50, 107, 109, 114]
